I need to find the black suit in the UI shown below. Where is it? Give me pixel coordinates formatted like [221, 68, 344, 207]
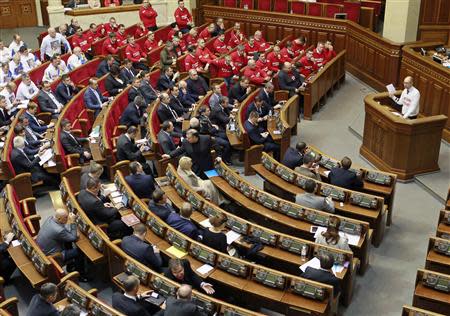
[96, 60, 111, 78]
[128, 86, 144, 104]
[140, 80, 158, 105]
[10, 148, 55, 185]
[148, 200, 175, 222]
[258, 88, 276, 108]
[55, 82, 78, 105]
[112, 293, 159, 316]
[120, 66, 138, 85]
[0, 108, 11, 127]
[157, 73, 175, 91]
[210, 104, 230, 130]
[37, 90, 61, 115]
[60, 130, 89, 163]
[121, 235, 162, 272]
[0, 242, 16, 283]
[301, 267, 341, 297]
[158, 297, 207, 316]
[278, 69, 303, 97]
[281, 147, 303, 169]
[244, 120, 280, 160]
[245, 102, 270, 121]
[186, 77, 208, 101]
[157, 130, 180, 155]
[77, 189, 131, 239]
[105, 74, 126, 96]
[125, 173, 155, 199]
[198, 114, 231, 162]
[26, 294, 59, 316]
[116, 134, 144, 163]
[228, 83, 248, 104]
[171, 135, 214, 178]
[329, 167, 363, 190]
[157, 102, 182, 133]
[164, 259, 203, 291]
[169, 95, 188, 116]
[120, 103, 142, 127]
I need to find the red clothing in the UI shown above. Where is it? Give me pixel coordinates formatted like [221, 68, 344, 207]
[184, 34, 198, 47]
[104, 0, 120, 5]
[125, 43, 146, 62]
[167, 29, 177, 41]
[312, 48, 327, 67]
[228, 31, 244, 48]
[244, 42, 260, 59]
[198, 28, 211, 42]
[214, 59, 237, 78]
[230, 51, 247, 69]
[86, 30, 101, 44]
[144, 39, 158, 52]
[116, 32, 128, 47]
[254, 37, 269, 52]
[104, 23, 119, 34]
[135, 27, 149, 39]
[175, 40, 186, 56]
[266, 51, 282, 72]
[184, 54, 201, 71]
[139, 6, 158, 28]
[195, 47, 216, 64]
[299, 56, 318, 78]
[324, 48, 336, 62]
[280, 47, 294, 63]
[292, 41, 307, 57]
[72, 34, 90, 52]
[174, 7, 192, 28]
[95, 24, 106, 37]
[255, 59, 270, 74]
[102, 38, 119, 55]
[213, 38, 228, 55]
[244, 67, 266, 85]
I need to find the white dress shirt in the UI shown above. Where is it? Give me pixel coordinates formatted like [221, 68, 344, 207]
[67, 53, 87, 71]
[9, 40, 24, 54]
[40, 33, 72, 61]
[20, 53, 41, 73]
[391, 86, 420, 118]
[0, 47, 12, 63]
[43, 61, 68, 83]
[17, 81, 39, 100]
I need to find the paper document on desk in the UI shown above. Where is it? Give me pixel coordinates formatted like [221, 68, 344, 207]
[196, 264, 214, 276]
[11, 240, 20, 247]
[386, 84, 396, 94]
[226, 230, 241, 245]
[47, 160, 56, 167]
[323, 170, 330, 177]
[314, 227, 360, 246]
[90, 126, 100, 138]
[300, 257, 321, 272]
[38, 149, 53, 166]
[199, 218, 212, 228]
[166, 246, 187, 258]
[332, 264, 344, 274]
[391, 112, 402, 117]
[17, 100, 29, 109]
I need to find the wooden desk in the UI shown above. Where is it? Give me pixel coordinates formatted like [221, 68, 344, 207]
[425, 236, 450, 275]
[65, 4, 141, 16]
[8, 246, 47, 288]
[413, 269, 450, 315]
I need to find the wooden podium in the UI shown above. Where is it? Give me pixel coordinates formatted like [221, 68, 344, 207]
[360, 92, 447, 180]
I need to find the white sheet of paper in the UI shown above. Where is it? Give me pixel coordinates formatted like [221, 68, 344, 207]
[314, 226, 360, 246]
[323, 170, 330, 177]
[135, 138, 148, 145]
[226, 230, 241, 245]
[11, 240, 20, 247]
[386, 84, 396, 94]
[47, 160, 56, 167]
[391, 111, 402, 117]
[199, 218, 212, 228]
[196, 264, 214, 275]
[300, 257, 321, 272]
[332, 264, 344, 274]
[80, 311, 88, 316]
[17, 100, 29, 109]
[38, 148, 53, 166]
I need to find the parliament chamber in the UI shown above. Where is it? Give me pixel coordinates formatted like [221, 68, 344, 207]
[0, 0, 449, 315]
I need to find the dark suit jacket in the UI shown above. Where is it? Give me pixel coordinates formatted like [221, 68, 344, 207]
[37, 90, 60, 113]
[25, 112, 47, 134]
[128, 86, 144, 103]
[105, 74, 126, 96]
[84, 87, 108, 110]
[301, 267, 341, 297]
[120, 66, 138, 85]
[55, 82, 78, 104]
[0, 108, 12, 127]
[140, 80, 158, 105]
[245, 102, 270, 120]
[169, 96, 188, 116]
[125, 173, 155, 199]
[116, 134, 143, 162]
[120, 103, 141, 127]
[161, 297, 207, 316]
[228, 83, 248, 104]
[96, 60, 111, 78]
[282, 147, 303, 169]
[111, 293, 153, 316]
[171, 135, 214, 176]
[210, 104, 230, 130]
[11, 148, 40, 175]
[164, 259, 203, 290]
[258, 88, 276, 108]
[244, 120, 265, 145]
[157, 130, 180, 155]
[178, 89, 196, 107]
[278, 69, 303, 96]
[76, 189, 119, 225]
[157, 74, 175, 91]
[186, 77, 208, 101]
[329, 167, 363, 190]
[157, 102, 179, 125]
[60, 130, 87, 155]
[166, 212, 202, 240]
[148, 200, 175, 222]
[26, 294, 59, 316]
[121, 235, 162, 271]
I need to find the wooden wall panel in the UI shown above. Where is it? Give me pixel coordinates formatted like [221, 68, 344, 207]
[0, 0, 37, 28]
[418, 0, 450, 44]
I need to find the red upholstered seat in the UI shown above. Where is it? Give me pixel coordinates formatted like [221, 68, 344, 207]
[57, 134, 68, 170]
[344, 1, 361, 22]
[125, 25, 138, 38]
[148, 46, 164, 66]
[151, 105, 161, 142]
[308, 3, 323, 16]
[329, 0, 344, 4]
[223, 0, 237, 7]
[240, 0, 254, 9]
[177, 55, 188, 73]
[326, 4, 343, 18]
[156, 25, 172, 43]
[257, 0, 271, 11]
[69, 58, 102, 87]
[273, 0, 288, 12]
[150, 69, 160, 88]
[291, 1, 305, 14]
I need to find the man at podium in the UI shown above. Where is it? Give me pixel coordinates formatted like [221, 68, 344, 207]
[388, 76, 420, 119]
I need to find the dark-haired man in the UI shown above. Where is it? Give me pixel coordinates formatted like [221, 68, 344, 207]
[328, 156, 363, 190]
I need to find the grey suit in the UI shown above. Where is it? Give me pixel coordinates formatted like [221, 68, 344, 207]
[295, 166, 321, 181]
[296, 192, 335, 213]
[36, 216, 78, 255]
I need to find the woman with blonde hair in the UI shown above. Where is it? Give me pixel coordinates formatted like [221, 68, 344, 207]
[315, 216, 351, 251]
[177, 156, 227, 206]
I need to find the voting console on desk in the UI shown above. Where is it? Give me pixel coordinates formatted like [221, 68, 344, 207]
[226, 217, 249, 235]
[124, 260, 149, 283]
[217, 255, 250, 278]
[132, 202, 148, 221]
[255, 191, 279, 211]
[65, 284, 88, 310]
[10, 218, 21, 240]
[318, 156, 339, 170]
[433, 238, 450, 256]
[239, 181, 256, 199]
[192, 293, 217, 315]
[349, 193, 379, 210]
[166, 166, 176, 184]
[249, 226, 278, 246]
[147, 217, 166, 237]
[152, 276, 177, 297]
[261, 154, 276, 172]
[252, 268, 286, 289]
[31, 252, 47, 275]
[339, 220, 363, 236]
[114, 175, 122, 192]
[202, 204, 220, 218]
[20, 235, 33, 257]
[365, 171, 393, 186]
[187, 191, 203, 211]
[59, 181, 68, 200]
[88, 229, 104, 252]
[314, 246, 346, 266]
[221, 306, 255, 316]
[304, 209, 329, 226]
[189, 243, 217, 266]
[91, 302, 113, 316]
[319, 184, 346, 202]
[278, 236, 310, 255]
[66, 198, 76, 214]
[290, 279, 326, 301]
[275, 164, 296, 183]
[166, 230, 189, 251]
[174, 179, 188, 198]
[278, 201, 305, 219]
[76, 215, 90, 234]
[422, 271, 450, 293]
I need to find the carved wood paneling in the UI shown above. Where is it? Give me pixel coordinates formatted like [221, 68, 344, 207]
[418, 0, 450, 44]
[0, 0, 37, 28]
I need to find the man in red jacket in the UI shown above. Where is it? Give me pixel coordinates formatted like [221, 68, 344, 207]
[125, 36, 148, 71]
[230, 45, 247, 69]
[244, 59, 270, 85]
[199, 24, 215, 42]
[184, 27, 199, 48]
[185, 46, 207, 74]
[299, 50, 318, 78]
[213, 34, 228, 55]
[213, 55, 238, 87]
[280, 41, 294, 63]
[266, 46, 282, 73]
[102, 33, 119, 56]
[228, 22, 245, 49]
[167, 23, 180, 41]
[255, 53, 272, 77]
[174, 0, 193, 33]
[292, 36, 308, 57]
[115, 24, 128, 47]
[72, 28, 91, 57]
[139, 0, 158, 31]
[245, 36, 260, 60]
[312, 42, 326, 67]
[195, 38, 216, 66]
[173, 36, 186, 57]
[254, 30, 270, 52]
[86, 23, 102, 45]
[104, 17, 119, 34]
[324, 40, 336, 62]
[144, 31, 162, 53]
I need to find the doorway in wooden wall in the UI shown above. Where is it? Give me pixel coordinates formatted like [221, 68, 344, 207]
[0, 0, 38, 28]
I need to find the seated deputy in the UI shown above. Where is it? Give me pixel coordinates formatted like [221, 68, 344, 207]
[301, 254, 341, 298]
[328, 156, 363, 190]
[148, 189, 176, 222]
[294, 152, 321, 181]
[125, 161, 155, 200]
[244, 110, 280, 161]
[166, 202, 202, 240]
[315, 216, 351, 251]
[165, 258, 215, 295]
[296, 179, 335, 213]
[282, 142, 307, 169]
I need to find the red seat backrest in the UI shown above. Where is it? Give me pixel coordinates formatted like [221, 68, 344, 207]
[308, 3, 323, 16]
[257, 0, 271, 11]
[291, 1, 305, 14]
[326, 4, 343, 18]
[240, 0, 254, 9]
[273, 0, 288, 12]
[223, 0, 237, 7]
[151, 104, 161, 140]
[150, 69, 160, 87]
[156, 25, 172, 43]
[344, 1, 361, 22]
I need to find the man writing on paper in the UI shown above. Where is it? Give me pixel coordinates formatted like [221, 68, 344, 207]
[388, 76, 420, 119]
